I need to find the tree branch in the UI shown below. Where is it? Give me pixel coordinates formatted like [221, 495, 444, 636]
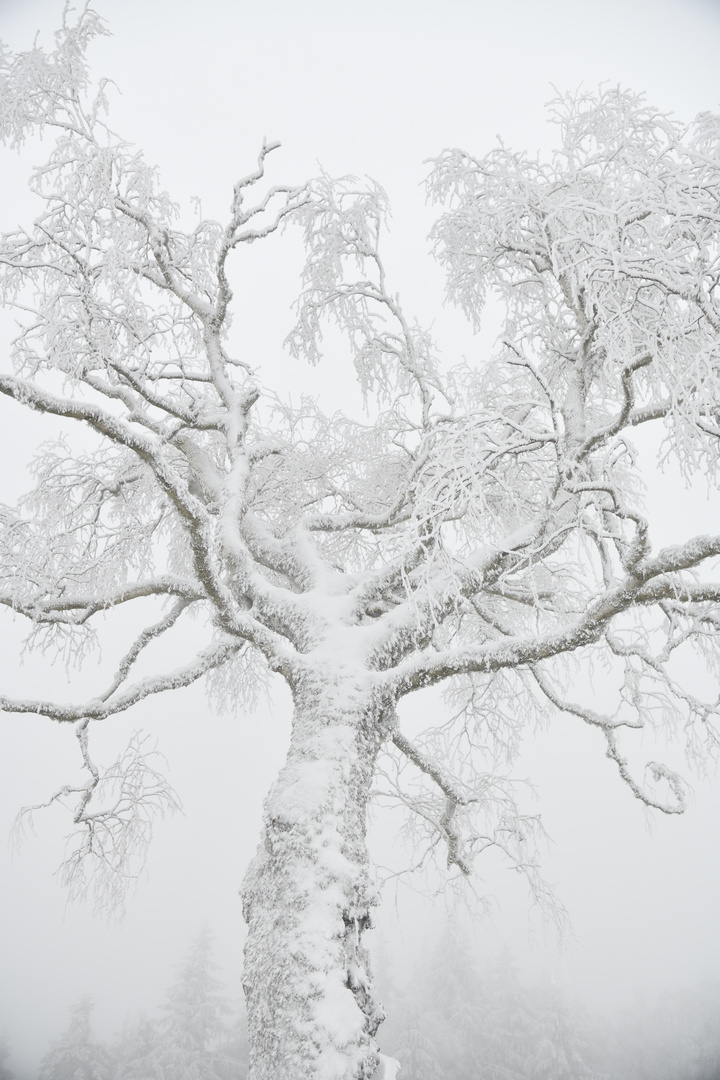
[0, 637, 244, 722]
[391, 728, 474, 874]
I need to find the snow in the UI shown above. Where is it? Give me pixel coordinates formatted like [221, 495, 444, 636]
[372, 1054, 401, 1079]
[265, 758, 335, 824]
[313, 968, 367, 1048]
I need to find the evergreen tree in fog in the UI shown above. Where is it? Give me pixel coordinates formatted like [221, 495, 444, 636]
[154, 928, 241, 1080]
[38, 998, 111, 1080]
[112, 1013, 164, 1080]
[387, 936, 606, 1080]
[111, 930, 247, 1079]
[527, 986, 596, 1080]
[215, 1014, 249, 1080]
[481, 949, 538, 1079]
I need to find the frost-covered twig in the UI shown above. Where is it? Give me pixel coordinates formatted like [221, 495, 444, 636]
[13, 729, 182, 916]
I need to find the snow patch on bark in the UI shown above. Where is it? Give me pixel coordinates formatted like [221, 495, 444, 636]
[371, 1054, 401, 1079]
[266, 758, 335, 824]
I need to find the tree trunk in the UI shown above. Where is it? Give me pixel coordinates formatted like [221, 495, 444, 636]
[241, 670, 387, 1080]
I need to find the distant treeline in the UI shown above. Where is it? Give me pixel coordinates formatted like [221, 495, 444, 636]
[5, 927, 246, 1080]
[3, 925, 719, 1080]
[378, 928, 720, 1080]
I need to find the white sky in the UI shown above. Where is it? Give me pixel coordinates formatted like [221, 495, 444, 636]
[1, 0, 720, 1073]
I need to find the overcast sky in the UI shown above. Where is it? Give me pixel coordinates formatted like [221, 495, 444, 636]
[1, 0, 720, 1074]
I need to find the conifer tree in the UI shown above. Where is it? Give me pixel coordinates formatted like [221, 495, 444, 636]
[527, 987, 597, 1080]
[112, 1013, 164, 1080]
[38, 997, 111, 1080]
[155, 928, 237, 1080]
[482, 950, 538, 1080]
[215, 1013, 249, 1080]
[393, 1012, 445, 1080]
[429, 929, 487, 1077]
[391, 926, 491, 1079]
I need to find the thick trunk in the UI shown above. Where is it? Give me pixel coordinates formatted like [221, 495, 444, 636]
[241, 672, 387, 1080]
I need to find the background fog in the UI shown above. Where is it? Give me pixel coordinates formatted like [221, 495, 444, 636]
[1, 0, 719, 1074]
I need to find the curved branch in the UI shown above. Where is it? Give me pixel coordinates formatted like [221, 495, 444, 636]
[604, 730, 686, 815]
[0, 637, 244, 723]
[529, 665, 641, 731]
[391, 728, 474, 874]
[99, 598, 191, 702]
[576, 351, 654, 458]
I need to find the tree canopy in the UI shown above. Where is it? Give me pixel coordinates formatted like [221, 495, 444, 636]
[1, 8, 719, 1079]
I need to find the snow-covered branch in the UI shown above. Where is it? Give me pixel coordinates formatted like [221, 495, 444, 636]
[391, 728, 475, 874]
[0, 578, 204, 624]
[0, 637, 244, 722]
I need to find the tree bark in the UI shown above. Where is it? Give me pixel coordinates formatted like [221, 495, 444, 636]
[241, 671, 387, 1080]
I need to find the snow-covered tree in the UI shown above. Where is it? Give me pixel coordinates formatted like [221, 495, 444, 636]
[112, 1013, 164, 1080]
[481, 950, 540, 1080]
[155, 928, 235, 1080]
[527, 987, 598, 1080]
[38, 997, 111, 1080]
[389, 927, 490, 1079]
[111, 931, 245, 1080]
[109, 932, 245, 1080]
[386, 935, 605, 1080]
[215, 1015, 249, 1080]
[393, 1017, 445, 1080]
[2, 9, 720, 1080]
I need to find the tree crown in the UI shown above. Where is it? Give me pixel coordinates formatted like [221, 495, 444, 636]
[1, 9, 719, 902]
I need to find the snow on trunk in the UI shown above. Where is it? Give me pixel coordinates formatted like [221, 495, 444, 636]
[242, 669, 386, 1080]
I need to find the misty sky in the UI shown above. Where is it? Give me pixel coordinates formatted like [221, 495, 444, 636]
[1, 0, 720, 1074]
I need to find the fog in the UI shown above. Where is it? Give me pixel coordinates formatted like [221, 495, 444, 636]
[1, 0, 720, 1075]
